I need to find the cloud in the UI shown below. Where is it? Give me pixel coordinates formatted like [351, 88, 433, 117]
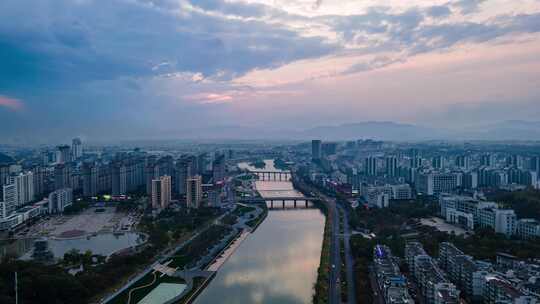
[426, 5, 452, 18]
[0, 0, 338, 88]
[452, 0, 486, 15]
[184, 93, 234, 104]
[0, 95, 23, 111]
[342, 56, 405, 75]
[1, 0, 540, 142]
[187, 0, 268, 18]
[326, 7, 540, 72]
[2, 0, 538, 89]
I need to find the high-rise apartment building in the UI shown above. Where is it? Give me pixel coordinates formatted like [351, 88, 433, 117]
[71, 138, 83, 160]
[10, 172, 34, 206]
[0, 165, 9, 187]
[321, 142, 338, 156]
[196, 153, 207, 175]
[455, 155, 470, 170]
[48, 188, 73, 214]
[505, 155, 522, 168]
[151, 175, 171, 209]
[175, 158, 193, 196]
[212, 154, 226, 183]
[186, 175, 202, 208]
[432, 156, 445, 169]
[480, 154, 494, 167]
[312, 140, 322, 160]
[32, 166, 46, 200]
[54, 164, 71, 191]
[409, 149, 422, 169]
[1, 184, 17, 218]
[365, 156, 378, 176]
[530, 156, 540, 176]
[57, 145, 72, 164]
[385, 156, 398, 177]
[208, 183, 223, 207]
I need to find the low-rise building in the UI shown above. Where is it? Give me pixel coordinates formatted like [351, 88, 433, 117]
[516, 219, 540, 240]
[405, 242, 460, 304]
[483, 275, 534, 304]
[373, 245, 414, 304]
[417, 172, 460, 196]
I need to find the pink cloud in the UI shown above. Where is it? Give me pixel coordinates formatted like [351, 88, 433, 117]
[184, 93, 233, 104]
[0, 95, 24, 111]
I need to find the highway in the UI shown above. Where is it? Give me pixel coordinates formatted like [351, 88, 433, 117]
[339, 204, 357, 304]
[329, 194, 341, 304]
[295, 177, 357, 304]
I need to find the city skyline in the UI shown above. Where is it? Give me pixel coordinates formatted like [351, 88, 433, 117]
[1, 0, 540, 142]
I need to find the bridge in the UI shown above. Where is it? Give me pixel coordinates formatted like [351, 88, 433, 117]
[248, 170, 292, 181]
[238, 196, 318, 208]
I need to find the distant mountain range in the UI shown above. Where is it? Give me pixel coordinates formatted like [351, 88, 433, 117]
[298, 121, 451, 141]
[172, 120, 540, 141]
[463, 120, 540, 141]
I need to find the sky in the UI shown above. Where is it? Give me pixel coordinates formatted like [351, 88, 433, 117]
[1, 0, 540, 143]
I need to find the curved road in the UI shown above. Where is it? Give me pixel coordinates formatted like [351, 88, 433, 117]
[126, 272, 157, 304]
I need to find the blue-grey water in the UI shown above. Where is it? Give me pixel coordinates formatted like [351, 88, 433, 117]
[1, 232, 144, 260]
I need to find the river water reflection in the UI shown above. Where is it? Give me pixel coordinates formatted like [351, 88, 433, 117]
[194, 160, 325, 304]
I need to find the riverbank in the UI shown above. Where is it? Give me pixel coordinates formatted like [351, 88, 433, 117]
[245, 204, 268, 232]
[313, 206, 332, 304]
[105, 224, 232, 304]
[206, 231, 249, 272]
[292, 180, 333, 304]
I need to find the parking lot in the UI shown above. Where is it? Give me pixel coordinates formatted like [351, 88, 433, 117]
[419, 217, 468, 236]
[18, 207, 140, 239]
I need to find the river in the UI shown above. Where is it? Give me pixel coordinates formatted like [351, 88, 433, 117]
[194, 160, 326, 304]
